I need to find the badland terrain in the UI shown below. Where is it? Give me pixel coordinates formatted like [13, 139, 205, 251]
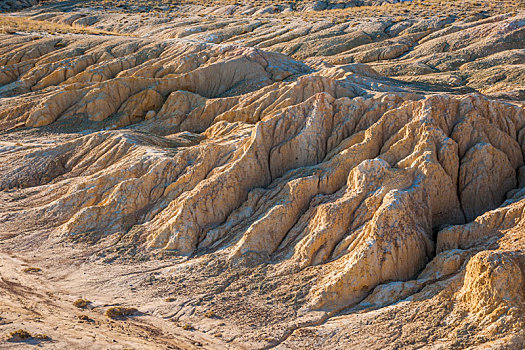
[0, 0, 525, 348]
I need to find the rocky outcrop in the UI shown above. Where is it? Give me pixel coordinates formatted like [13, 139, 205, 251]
[2, 42, 524, 312]
[1, 4, 525, 349]
[0, 0, 38, 11]
[10, 2, 524, 99]
[459, 251, 524, 317]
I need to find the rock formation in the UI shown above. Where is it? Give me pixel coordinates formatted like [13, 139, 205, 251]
[0, 0, 38, 11]
[1, 1, 524, 349]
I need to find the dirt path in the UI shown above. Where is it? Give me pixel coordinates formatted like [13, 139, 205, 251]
[0, 252, 229, 349]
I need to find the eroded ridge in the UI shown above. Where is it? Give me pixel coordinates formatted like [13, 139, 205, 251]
[10, 3, 525, 99]
[2, 46, 524, 311]
[1, 3, 525, 349]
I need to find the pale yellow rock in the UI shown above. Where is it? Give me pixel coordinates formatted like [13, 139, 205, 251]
[1, 11, 525, 348]
[459, 250, 524, 317]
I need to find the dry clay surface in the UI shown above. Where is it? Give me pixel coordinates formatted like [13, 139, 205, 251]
[1, 1, 525, 349]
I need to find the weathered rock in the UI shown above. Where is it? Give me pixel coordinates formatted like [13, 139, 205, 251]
[1, 3, 525, 349]
[459, 251, 524, 317]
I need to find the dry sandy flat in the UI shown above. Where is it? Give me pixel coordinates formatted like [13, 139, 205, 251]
[0, 0, 525, 349]
[0, 250, 229, 349]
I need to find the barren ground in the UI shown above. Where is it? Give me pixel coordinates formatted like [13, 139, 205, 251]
[1, 0, 525, 349]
